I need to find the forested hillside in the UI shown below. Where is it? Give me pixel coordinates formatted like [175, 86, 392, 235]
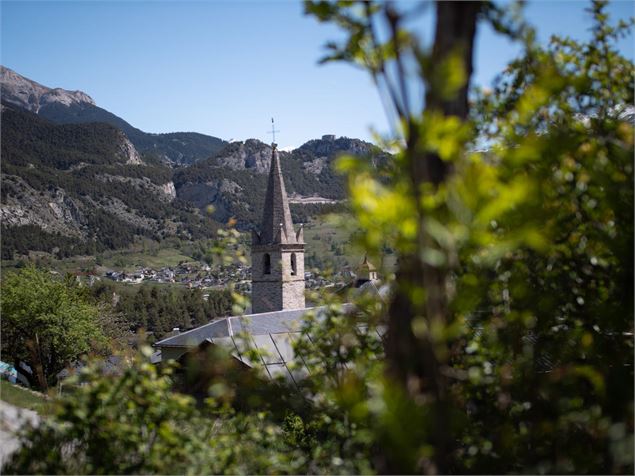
[1, 112, 385, 259]
[39, 101, 228, 166]
[91, 282, 233, 338]
[1, 105, 216, 258]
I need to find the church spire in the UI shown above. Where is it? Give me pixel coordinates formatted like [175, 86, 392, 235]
[251, 120, 305, 313]
[257, 143, 296, 244]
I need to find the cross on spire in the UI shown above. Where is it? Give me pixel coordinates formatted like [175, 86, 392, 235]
[268, 117, 280, 145]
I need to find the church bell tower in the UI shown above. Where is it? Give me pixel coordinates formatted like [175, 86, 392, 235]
[251, 142, 305, 313]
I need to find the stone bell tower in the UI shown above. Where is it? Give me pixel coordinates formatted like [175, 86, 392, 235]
[251, 143, 305, 313]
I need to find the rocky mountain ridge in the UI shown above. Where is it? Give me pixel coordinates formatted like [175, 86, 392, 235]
[0, 66, 95, 112]
[209, 139, 283, 173]
[0, 66, 226, 166]
[204, 135, 385, 175]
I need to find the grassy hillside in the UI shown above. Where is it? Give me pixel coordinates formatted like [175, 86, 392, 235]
[0, 380, 53, 415]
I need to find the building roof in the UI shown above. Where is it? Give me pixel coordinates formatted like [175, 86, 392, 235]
[153, 304, 386, 385]
[356, 279, 391, 300]
[255, 144, 297, 245]
[154, 306, 315, 348]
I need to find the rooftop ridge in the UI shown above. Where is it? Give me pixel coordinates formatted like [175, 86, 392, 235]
[153, 318, 229, 346]
[154, 306, 326, 348]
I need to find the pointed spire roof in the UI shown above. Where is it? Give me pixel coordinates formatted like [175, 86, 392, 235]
[355, 254, 379, 285]
[359, 254, 376, 271]
[259, 144, 296, 244]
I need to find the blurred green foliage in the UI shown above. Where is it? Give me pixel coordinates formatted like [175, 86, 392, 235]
[5, 349, 308, 475]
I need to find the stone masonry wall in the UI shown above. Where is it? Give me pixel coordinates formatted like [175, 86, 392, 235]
[251, 245, 305, 313]
[282, 280, 305, 310]
[251, 282, 282, 313]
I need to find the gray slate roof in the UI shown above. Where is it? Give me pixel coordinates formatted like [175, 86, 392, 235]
[154, 306, 316, 348]
[154, 306, 323, 384]
[153, 304, 374, 385]
[154, 307, 324, 385]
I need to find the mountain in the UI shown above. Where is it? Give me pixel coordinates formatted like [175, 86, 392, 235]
[0, 65, 94, 112]
[0, 66, 226, 165]
[298, 134, 383, 159]
[174, 136, 389, 226]
[0, 67, 391, 258]
[1, 109, 387, 258]
[1, 104, 216, 259]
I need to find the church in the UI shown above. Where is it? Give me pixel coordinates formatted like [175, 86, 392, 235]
[153, 141, 382, 384]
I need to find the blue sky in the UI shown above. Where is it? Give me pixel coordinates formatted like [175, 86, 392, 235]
[1, 1, 633, 148]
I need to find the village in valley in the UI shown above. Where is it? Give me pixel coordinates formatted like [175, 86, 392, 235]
[103, 261, 347, 293]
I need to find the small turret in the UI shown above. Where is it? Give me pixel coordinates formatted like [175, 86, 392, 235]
[355, 255, 378, 286]
[275, 222, 285, 243]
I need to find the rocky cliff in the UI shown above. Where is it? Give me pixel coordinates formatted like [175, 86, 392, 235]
[0, 65, 95, 113]
[208, 139, 285, 173]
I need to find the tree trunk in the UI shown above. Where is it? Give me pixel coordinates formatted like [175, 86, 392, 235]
[26, 333, 48, 391]
[384, 1, 481, 473]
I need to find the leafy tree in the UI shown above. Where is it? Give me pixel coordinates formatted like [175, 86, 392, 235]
[0, 266, 107, 390]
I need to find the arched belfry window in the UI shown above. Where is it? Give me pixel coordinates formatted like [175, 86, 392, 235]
[263, 253, 271, 275]
[291, 253, 297, 276]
